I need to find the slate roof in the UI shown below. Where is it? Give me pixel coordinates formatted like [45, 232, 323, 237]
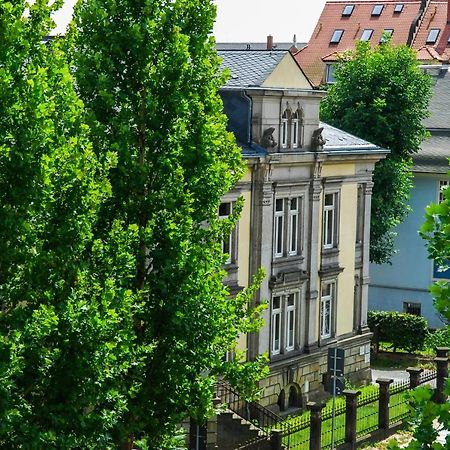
[423, 66, 450, 129]
[294, 0, 422, 86]
[414, 133, 450, 173]
[321, 122, 384, 152]
[218, 50, 287, 88]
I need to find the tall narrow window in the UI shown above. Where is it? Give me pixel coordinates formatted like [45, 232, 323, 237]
[281, 110, 289, 148]
[219, 202, 232, 263]
[285, 293, 296, 351]
[288, 198, 299, 255]
[271, 296, 282, 355]
[320, 281, 335, 339]
[274, 199, 284, 257]
[323, 193, 337, 249]
[292, 110, 299, 148]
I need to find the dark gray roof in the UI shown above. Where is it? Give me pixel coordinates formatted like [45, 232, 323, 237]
[217, 42, 306, 51]
[414, 132, 450, 174]
[218, 50, 287, 88]
[321, 122, 384, 153]
[423, 67, 450, 130]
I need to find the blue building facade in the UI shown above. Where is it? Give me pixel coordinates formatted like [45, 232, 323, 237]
[369, 67, 450, 329]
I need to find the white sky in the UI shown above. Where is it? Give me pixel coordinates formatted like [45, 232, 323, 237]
[53, 0, 327, 43]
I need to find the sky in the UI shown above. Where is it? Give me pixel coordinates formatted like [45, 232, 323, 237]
[53, 0, 327, 43]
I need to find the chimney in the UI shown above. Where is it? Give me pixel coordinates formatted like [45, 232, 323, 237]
[267, 35, 274, 50]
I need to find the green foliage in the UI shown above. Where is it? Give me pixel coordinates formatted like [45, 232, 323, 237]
[425, 328, 450, 350]
[321, 41, 432, 263]
[69, 0, 267, 447]
[421, 178, 450, 324]
[0, 1, 144, 448]
[368, 311, 429, 353]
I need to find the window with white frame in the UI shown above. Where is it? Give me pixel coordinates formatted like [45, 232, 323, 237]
[271, 295, 282, 355]
[439, 180, 449, 203]
[219, 202, 233, 264]
[281, 110, 289, 148]
[274, 197, 302, 258]
[271, 292, 298, 355]
[325, 64, 336, 84]
[323, 192, 338, 249]
[320, 281, 335, 339]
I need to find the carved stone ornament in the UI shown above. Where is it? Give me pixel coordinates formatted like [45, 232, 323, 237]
[311, 127, 326, 151]
[261, 127, 277, 149]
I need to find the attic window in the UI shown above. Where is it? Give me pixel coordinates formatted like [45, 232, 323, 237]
[426, 28, 440, 44]
[371, 5, 384, 16]
[342, 5, 355, 16]
[394, 4, 404, 13]
[330, 29, 344, 44]
[360, 29, 374, 41]
[380, 29, 394, 42]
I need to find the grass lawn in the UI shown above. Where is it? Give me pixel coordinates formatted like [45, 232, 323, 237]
[272, 384, 411, 449]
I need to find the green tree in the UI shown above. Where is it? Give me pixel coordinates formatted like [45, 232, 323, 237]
[71, 0, 267, 447]
[0, 1, 142, 448]
[321, 41, 432, 263]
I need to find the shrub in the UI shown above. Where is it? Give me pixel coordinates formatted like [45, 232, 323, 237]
[425, 327, 450, 350]
[368, 311, 429, 353]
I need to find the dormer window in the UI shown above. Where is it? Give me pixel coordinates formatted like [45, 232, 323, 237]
[394, 4, 404, 13]
[330, 29, 344, 44]
[371, 5, 384, 16]
[427, 28, 440, 44]
[361, 29, 374, 41]
[342, 5, 355, 16]
[380, 29, 394, 43]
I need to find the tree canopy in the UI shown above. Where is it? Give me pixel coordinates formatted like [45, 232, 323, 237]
[71, 0, 266, 447]
[0, 0, 266, 448]
[321, 41, 432, 263]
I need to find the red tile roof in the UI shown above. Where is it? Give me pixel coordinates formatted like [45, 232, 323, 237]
[412, 1, 450, 61]
[295, 1, 424, 86]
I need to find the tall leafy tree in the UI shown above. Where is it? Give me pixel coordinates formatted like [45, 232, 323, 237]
[71, 0, 266, 447]
[0, 0, 142, 448]
[321, 41, 432, 263]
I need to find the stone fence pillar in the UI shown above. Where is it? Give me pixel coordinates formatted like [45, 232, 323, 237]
[307, 402, 325, 450]
[270, 429, 283, 450]
[406, 367, 423, 389]
[377, 378, 393, 434]
[343, 389, 360, 450]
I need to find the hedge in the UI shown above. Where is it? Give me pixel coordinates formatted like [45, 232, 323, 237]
[368, 311, 429, 353]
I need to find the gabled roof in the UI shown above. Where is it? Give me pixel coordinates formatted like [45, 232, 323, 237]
[295, 0, 424, 86]
[412, 1, 450, 62]
[216, 42, 306, 51]
[218, 50, 312, 89]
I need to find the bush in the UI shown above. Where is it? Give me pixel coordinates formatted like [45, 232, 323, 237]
[368, 311, 429, 353]
[425, 327, 450, 349]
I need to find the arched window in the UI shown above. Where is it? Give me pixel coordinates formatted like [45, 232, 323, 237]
[288, 385, 301, 408]
[292, 108, 304, 148]
[281, 110, 290, 149]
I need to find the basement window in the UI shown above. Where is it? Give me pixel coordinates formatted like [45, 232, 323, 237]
[360, 29, 374, 41]
[342, 5, 355, 16]
[372, 4, 384, 16]
[394, 4, 404, 14]
[330, 29, 344, 44]
[403, 302, 421, 316]
[426, 28, 440, 44]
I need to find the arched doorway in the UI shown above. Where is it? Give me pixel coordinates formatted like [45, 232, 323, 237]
[288, 384, 302, 409]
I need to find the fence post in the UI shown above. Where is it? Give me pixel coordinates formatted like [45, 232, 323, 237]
[307, 402, 324, 450]
[343, 389, 360, 450]
[377, 378, 393, 435]
[270, 429, 283, 450]
[406, 367, 423, 389]
[433, 347, 449, 403]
